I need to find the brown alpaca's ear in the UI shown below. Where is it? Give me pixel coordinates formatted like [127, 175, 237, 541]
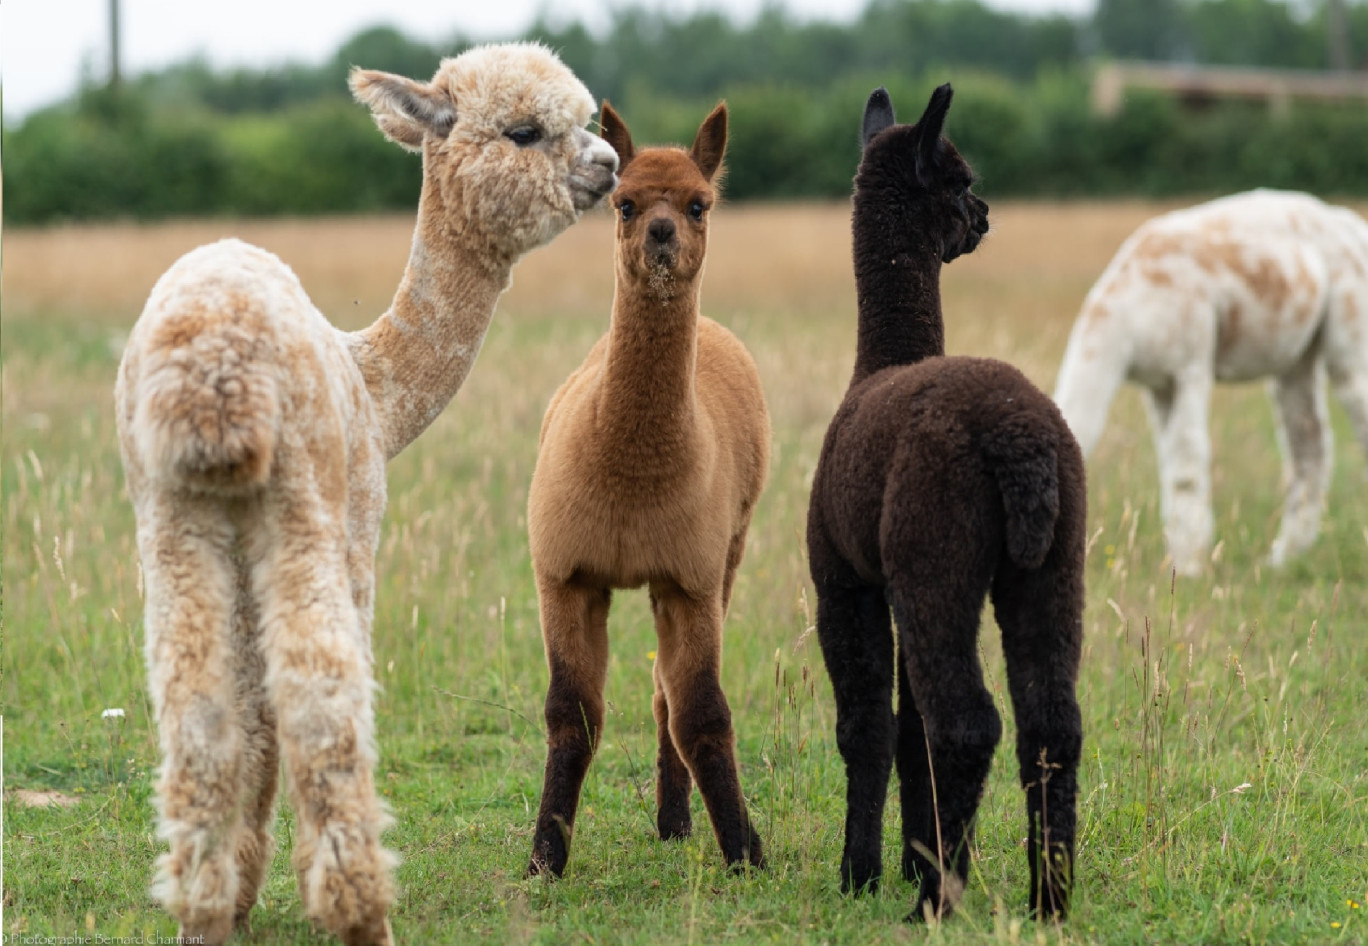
[350, 68, 456, 153]
[690, 102, 728, 182]
[599, 101, 635, 170]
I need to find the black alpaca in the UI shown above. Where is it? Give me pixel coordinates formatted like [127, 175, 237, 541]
[807, 84, 1086, 921]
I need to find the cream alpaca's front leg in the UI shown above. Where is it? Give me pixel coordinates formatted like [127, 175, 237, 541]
[1269, 352, 1333, 567]
[1146, 372, 1214, 578]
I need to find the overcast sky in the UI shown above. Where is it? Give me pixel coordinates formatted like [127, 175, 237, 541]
[1, 0, 1097, 120]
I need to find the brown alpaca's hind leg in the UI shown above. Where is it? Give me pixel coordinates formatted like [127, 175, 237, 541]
[529, 578, 611, 877]
[991, 561, 1084, 921]
[648, 641, 693, 840]
[652, 584, 763, 870]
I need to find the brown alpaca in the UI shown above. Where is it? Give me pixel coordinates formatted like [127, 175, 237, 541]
[525, 101, 770, 878]
[114, 44, 616, 946]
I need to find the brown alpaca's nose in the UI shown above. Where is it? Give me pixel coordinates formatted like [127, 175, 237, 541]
[648, 217, 676, 245]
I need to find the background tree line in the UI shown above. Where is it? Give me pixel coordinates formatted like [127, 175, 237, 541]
[4, 0, 1368, 224]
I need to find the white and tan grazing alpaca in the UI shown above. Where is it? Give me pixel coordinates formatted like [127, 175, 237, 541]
[1054, 189, 1368, 576]
[525, 102, 770, 878]
[114, 44, 616, 946]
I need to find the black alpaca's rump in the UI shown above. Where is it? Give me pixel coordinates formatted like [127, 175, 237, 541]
[807, 83, 1086, 922]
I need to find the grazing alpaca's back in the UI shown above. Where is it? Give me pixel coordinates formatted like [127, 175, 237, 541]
[115, 44, 617, 946]
[526, 102, 770, 877]
[807, 85, 1085, 921]
[1053, 189, 1368, 575]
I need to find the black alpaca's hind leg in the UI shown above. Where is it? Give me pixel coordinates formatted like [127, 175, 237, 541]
[815, 582, 895, 894]
[993, 563, 1084, 921]
[890, 583, 1001, 921]
[895, 652, 934, 884]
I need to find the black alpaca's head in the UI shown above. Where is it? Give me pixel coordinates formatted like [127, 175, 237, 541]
[857, 84, 989, 264]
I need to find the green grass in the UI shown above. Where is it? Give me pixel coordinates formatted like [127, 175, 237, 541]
[4, 208, 1368, 945]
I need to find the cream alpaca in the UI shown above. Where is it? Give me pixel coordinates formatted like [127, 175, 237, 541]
[1054, 189, 1368, 576]
[114, 44, 616, 946]
[526, 102, 770, 877]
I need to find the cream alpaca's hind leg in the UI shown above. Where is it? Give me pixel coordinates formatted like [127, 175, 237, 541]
[253, 497, 395, 946]
[1269, 352, 1333, 567]
[228, 572, 279, 932]
[140, 495, 245, 946]
[1146, 372, 1214, 577]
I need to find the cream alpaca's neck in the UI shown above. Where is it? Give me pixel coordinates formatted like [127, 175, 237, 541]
[595, 272, 703, 463]
[352, 180, 515, 460]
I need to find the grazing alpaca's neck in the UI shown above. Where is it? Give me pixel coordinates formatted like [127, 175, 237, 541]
[596, 273, 703, 462]
[851, 196, 946, 384]
[352, 177, 515, 459]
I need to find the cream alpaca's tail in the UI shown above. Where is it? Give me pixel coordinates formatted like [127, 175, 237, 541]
[134, 329, 280, 492]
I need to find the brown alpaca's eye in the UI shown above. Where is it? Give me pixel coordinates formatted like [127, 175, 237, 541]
[506, 126, 542, 147]
[619, 200, 636, 222]
[688, 201, 705, 220]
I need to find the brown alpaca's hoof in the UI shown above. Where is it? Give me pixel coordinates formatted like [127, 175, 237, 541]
[340, 916, 394, 946]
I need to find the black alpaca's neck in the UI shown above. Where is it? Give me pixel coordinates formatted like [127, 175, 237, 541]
[850, 192, 946, 384]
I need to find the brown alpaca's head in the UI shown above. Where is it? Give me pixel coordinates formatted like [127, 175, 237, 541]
[857, 84, 989, 264]
[350, 43, 619, 259]
[598, 101, 727, 299]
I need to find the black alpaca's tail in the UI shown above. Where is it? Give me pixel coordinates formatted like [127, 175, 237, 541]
[981, 421, 1061, 570]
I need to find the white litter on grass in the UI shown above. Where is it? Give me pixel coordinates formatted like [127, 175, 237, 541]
[102, 708, 125, 719]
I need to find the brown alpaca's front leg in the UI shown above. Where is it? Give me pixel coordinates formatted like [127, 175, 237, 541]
[652, 585, 764, 870]
[529, 579, 611, 878]
[650, 655, 694, 840]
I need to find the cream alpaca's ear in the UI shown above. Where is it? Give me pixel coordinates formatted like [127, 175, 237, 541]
[349, 67, 456, 153]
[690, 102, 727, 182]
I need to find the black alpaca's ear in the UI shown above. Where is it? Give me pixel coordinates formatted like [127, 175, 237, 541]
[599, 100, 635, 170]
[690, 102, 728, 182]
[862, 87, 896, 149]
[913, 83, 953, 184]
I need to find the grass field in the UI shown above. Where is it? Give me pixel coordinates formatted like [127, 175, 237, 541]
[4, 201, 1366, 944]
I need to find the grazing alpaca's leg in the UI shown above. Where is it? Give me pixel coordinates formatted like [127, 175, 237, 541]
[896, 651, 934, 886]
[529, 580, 611, 877]
[650, 651, 694, 841]
[813, 573, 894, 893]
[252, 492, 394, 946]
[1145, 370, 1214, 577]
[1269, 349, 1333, 566]
[140, 495, 245, 946]
[1324, 289, 1368, 472]
[651, 585, 764, 870]
[228, 576, 279, 932]
[991, 548, 1085, 919]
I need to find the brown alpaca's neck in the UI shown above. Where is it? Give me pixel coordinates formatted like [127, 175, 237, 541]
[351, 176, 515, 459]
[595, 274, 703, 465]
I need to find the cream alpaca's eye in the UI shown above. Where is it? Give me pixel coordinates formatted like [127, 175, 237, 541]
[619, 200, 636, 222]
[688, 201, 705, 220]
[506, 126, 542, 147]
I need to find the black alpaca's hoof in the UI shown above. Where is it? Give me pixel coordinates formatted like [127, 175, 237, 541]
[839, 860, 881, 896]
[906, 873, 964, 922]
[657, 810, 692, 841]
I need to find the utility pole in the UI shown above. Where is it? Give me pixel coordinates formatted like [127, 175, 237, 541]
[1327, 0, 1350, 72]
[109, 0, 122, 88]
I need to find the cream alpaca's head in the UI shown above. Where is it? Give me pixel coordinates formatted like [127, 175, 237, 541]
[350, 42, 618, 259]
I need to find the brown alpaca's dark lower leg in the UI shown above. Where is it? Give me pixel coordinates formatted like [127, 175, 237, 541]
[529, 582, 610, 878]
[893, 587, 1001, 922]
[896, 656, 935, 885]
[654, 588, 763, 870]
[814, 583, 894, 893]
[652, 661, 693, 840]
[993, 563, 1084, 921]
